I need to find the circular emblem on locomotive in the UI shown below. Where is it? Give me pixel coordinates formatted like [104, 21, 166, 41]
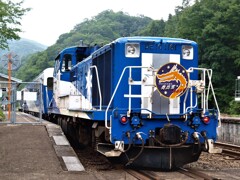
[155, 63, 189, 99]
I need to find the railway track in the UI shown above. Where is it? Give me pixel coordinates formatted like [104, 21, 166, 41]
[125, 169, 157, 180]
[215, 142, 240, 159]
[125, 167, 217, 180]
[178, 167, 217, 180]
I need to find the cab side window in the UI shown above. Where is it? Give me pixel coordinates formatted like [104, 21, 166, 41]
[62, 54, 72, 72]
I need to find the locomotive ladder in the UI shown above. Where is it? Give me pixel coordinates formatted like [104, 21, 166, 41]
[105, 66, 151, 130]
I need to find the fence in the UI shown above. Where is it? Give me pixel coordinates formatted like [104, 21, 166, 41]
[0, 81, 43, 124]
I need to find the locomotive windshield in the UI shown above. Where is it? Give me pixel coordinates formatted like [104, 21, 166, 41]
[62, 54, 72, 71]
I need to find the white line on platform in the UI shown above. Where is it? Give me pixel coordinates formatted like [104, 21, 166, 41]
[62, 156, 85, 171]
[53, 135, 70, 145]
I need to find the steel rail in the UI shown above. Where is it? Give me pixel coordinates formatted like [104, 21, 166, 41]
[215, 142, 240, 159]
[178, 167, 216, 180]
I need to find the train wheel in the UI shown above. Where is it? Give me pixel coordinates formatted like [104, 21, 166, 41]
[77, 121, 92, 146]
[61, 117, 68, 134]
[57, 117, 62, 127]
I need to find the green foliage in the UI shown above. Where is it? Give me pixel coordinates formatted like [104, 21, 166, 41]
[0, 108, 5, 120]
[139, 20, 166, 36]
[0, 0, 30, 49]
[164, 0, 240, 114]
[16, 51, 53, 81]
[57, 10, 152, 46]
[227, 100, 240, 115]
[0, 39, 47, 75]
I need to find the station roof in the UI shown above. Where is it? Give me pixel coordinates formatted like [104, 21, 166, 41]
[0, 73, 22, 83]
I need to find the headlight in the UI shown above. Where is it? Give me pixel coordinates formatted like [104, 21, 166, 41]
[182, 45, 193, 60]
[125, 43, 140, 58]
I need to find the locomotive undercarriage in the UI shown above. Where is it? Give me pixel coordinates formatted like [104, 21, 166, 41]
[97, 123, 205, 170]
[47, 114, 219, 170]
[97, 143, 202, 170]
[49, 115, 109, 149]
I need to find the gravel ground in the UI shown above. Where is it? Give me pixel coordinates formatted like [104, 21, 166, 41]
[185, 152, 240, 179]
[185, 151, 240, 170]
[74, 146, 136, 180]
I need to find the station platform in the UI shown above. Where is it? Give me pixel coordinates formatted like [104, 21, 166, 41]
[0, 113, 97, 179]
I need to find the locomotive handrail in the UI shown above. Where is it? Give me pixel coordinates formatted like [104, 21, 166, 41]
[206, 69, 221, 127]
[188, 67, 221, 127]
[185, 95, 198, 117]
[90, 65, 102, 110]
[105, 66, 148, 129]
[127, 66, 150, 116]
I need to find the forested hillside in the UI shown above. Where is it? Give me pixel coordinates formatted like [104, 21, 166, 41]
[0, 38, 47, 58]
[0, 38, 47, 75]
[164, 0, 240, 114]
[15, 0, 240, 114]
[15, 10, 152, 81]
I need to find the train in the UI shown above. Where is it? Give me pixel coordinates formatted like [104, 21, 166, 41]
[20, 68, 54, 118]
[21, 37, 221, 169]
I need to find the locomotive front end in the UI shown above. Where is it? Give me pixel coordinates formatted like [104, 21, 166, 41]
[98, 37, 221, 169]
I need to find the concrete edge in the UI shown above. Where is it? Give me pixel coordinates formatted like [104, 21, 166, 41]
[44, 122, 85, 171]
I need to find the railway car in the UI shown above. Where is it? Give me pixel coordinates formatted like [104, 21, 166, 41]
[21, 68, 54, 118]
[48, 37, 221, 169]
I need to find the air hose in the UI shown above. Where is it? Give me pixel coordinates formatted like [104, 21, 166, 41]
[201, 131, 209, 152]
[191, 132, 202, 155]
[125, 132, 145, 166]
[122, 131, 132, 153]
[192, 137, 202, 156]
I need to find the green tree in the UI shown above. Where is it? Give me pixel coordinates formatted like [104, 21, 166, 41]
[139, 20, 165, 36]
[0, 0, 30, 49]
[169, 0, 240, 113]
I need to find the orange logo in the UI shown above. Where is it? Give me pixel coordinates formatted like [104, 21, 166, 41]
[155, 63, 189, 99]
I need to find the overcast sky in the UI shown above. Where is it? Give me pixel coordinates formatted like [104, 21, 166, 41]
[19, 0, 183, 46]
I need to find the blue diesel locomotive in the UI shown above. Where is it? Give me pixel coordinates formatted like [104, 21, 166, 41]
[44, 37, 221, 169]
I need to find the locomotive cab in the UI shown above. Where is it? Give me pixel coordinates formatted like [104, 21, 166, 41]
[53, 46, 90, 82]
[49, 44, 101, 114]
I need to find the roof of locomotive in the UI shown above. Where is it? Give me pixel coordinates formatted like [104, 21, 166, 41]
[69, 36, 199, 69]
[90, 36, 197, 58]
[114, 36, 197, 45]
[54, 45, 100, 61]
[54, 46, 85, 60]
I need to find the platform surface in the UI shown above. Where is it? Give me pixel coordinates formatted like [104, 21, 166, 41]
[0, 123, 95, 179]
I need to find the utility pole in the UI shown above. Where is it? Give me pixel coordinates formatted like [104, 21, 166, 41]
[1, 52, 20, 122]
[7, 53, 12, 120]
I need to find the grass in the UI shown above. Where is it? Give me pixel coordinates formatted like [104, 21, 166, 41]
[0, 108, 6, 120]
